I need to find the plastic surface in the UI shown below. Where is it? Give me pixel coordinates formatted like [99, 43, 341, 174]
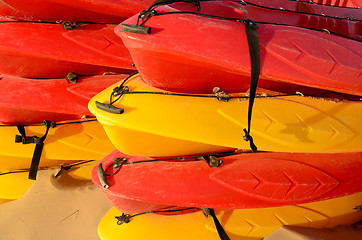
[92, 149, 362, 210]
[306, 0, 362, 8]
[117, 1, 362, 96]
[98, 192, 362, 240]
[0, 21, 135, 78]
[0, 119, 115, 171]
[0, 74, 127, 124]
[247, 0, 362, 18]
[0, 0, 153, 23]
[89, 74, 362, 155]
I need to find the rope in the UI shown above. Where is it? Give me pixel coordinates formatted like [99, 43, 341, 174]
[115, 207, 198, 225]
[0, 118, 98, 128]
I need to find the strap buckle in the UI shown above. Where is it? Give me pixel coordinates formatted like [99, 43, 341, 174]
[243, 19, 258, 29]
[15, 135, 38, 144]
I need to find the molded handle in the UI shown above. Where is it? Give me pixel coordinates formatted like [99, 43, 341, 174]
[121, 23, 151, 34]
[95, 101, 124, 114]
[97, 163, 109, 189]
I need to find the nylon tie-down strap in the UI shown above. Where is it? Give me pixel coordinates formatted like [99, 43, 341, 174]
[242, 19, 260, 153]
[15, 120, 54, 180]
[203, 208, 231, 240]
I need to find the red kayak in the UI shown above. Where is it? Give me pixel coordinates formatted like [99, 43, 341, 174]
[0, 20, 135, 78]
[0, 74, 127, 124]
[92, 149, 362, 212]
[306, 0, 361, 8]
[0, 0, 153, 23]
[117, 1, 362, 96]
[246, 0, 362, 19]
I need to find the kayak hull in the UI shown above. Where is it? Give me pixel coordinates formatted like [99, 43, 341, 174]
[0, 22, 135, 78]
[0, 0, 153, 23]
[0, 119, 115, 171]
[117, 1, 362, 96]
[0, 74, 127, 124]
[89, 74, 362, 155]
[247, 0, 362, 18]
[98, 192, 362, 240]
[92, 149, 362, 210]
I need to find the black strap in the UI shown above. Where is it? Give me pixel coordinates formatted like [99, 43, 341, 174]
[242, 19, 260, 153]
[203, 208, 231, 240]
[15, 120, 55, 180]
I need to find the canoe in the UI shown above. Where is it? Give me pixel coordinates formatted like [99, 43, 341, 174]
[0, 20, 135, 78]
[0, 73, 127, 124]
[0, 160, 97, 200]
[0, 119, 115, 171]
[246, 0, 362, 19]
[98, 192, 362, 240]
[117, 1, 362, 96]
[88, 74, 362, 155]
[92, 149, 362, 211]
[0, 0, 153, 23]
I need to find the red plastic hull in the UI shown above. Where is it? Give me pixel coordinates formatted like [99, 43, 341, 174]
[307, 0, 361, 8]
[0, 0, 153, 23]
[0, 74, 127, 124]
[92, 150, 362, 212]
[247, 0, 362, 17]
[0, 21, 135, 78]
[117, 1, 362, 96]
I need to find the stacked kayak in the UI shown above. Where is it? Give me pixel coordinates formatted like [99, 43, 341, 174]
[0, 119, 115, 170]
[88, 74, 362, 156]
[92, 150, 362, 212]
[1, 0, 361, 239]
[0, 0, 154, 23]
[247, 0, 362, 18]
[117, 1, 361, 95]
[0, 74, 126, 124]
[0, 20, 135, 78]
[0, 0, 131, 204]
[87, 1, 362, 239]
[99, 192, 362, 240]
[308, 0, 361, 8]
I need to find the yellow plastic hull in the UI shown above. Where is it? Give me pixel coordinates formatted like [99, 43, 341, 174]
[0, 119, 115, 170]
[98, 192, 362, 240]
[0, 160, 98, 200]
[0, 198, 13, 205]
[89, 74, 362, 156]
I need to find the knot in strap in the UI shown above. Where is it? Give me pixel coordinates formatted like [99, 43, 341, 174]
[243, 129, 257, 153]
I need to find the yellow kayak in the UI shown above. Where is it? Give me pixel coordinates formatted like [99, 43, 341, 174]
[0, 119, 115, 170]
[0, 199, 12, 205]
[98, 192, 362, 240]
[89, 74, 362, 156]
[0, 160, 98, 200]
